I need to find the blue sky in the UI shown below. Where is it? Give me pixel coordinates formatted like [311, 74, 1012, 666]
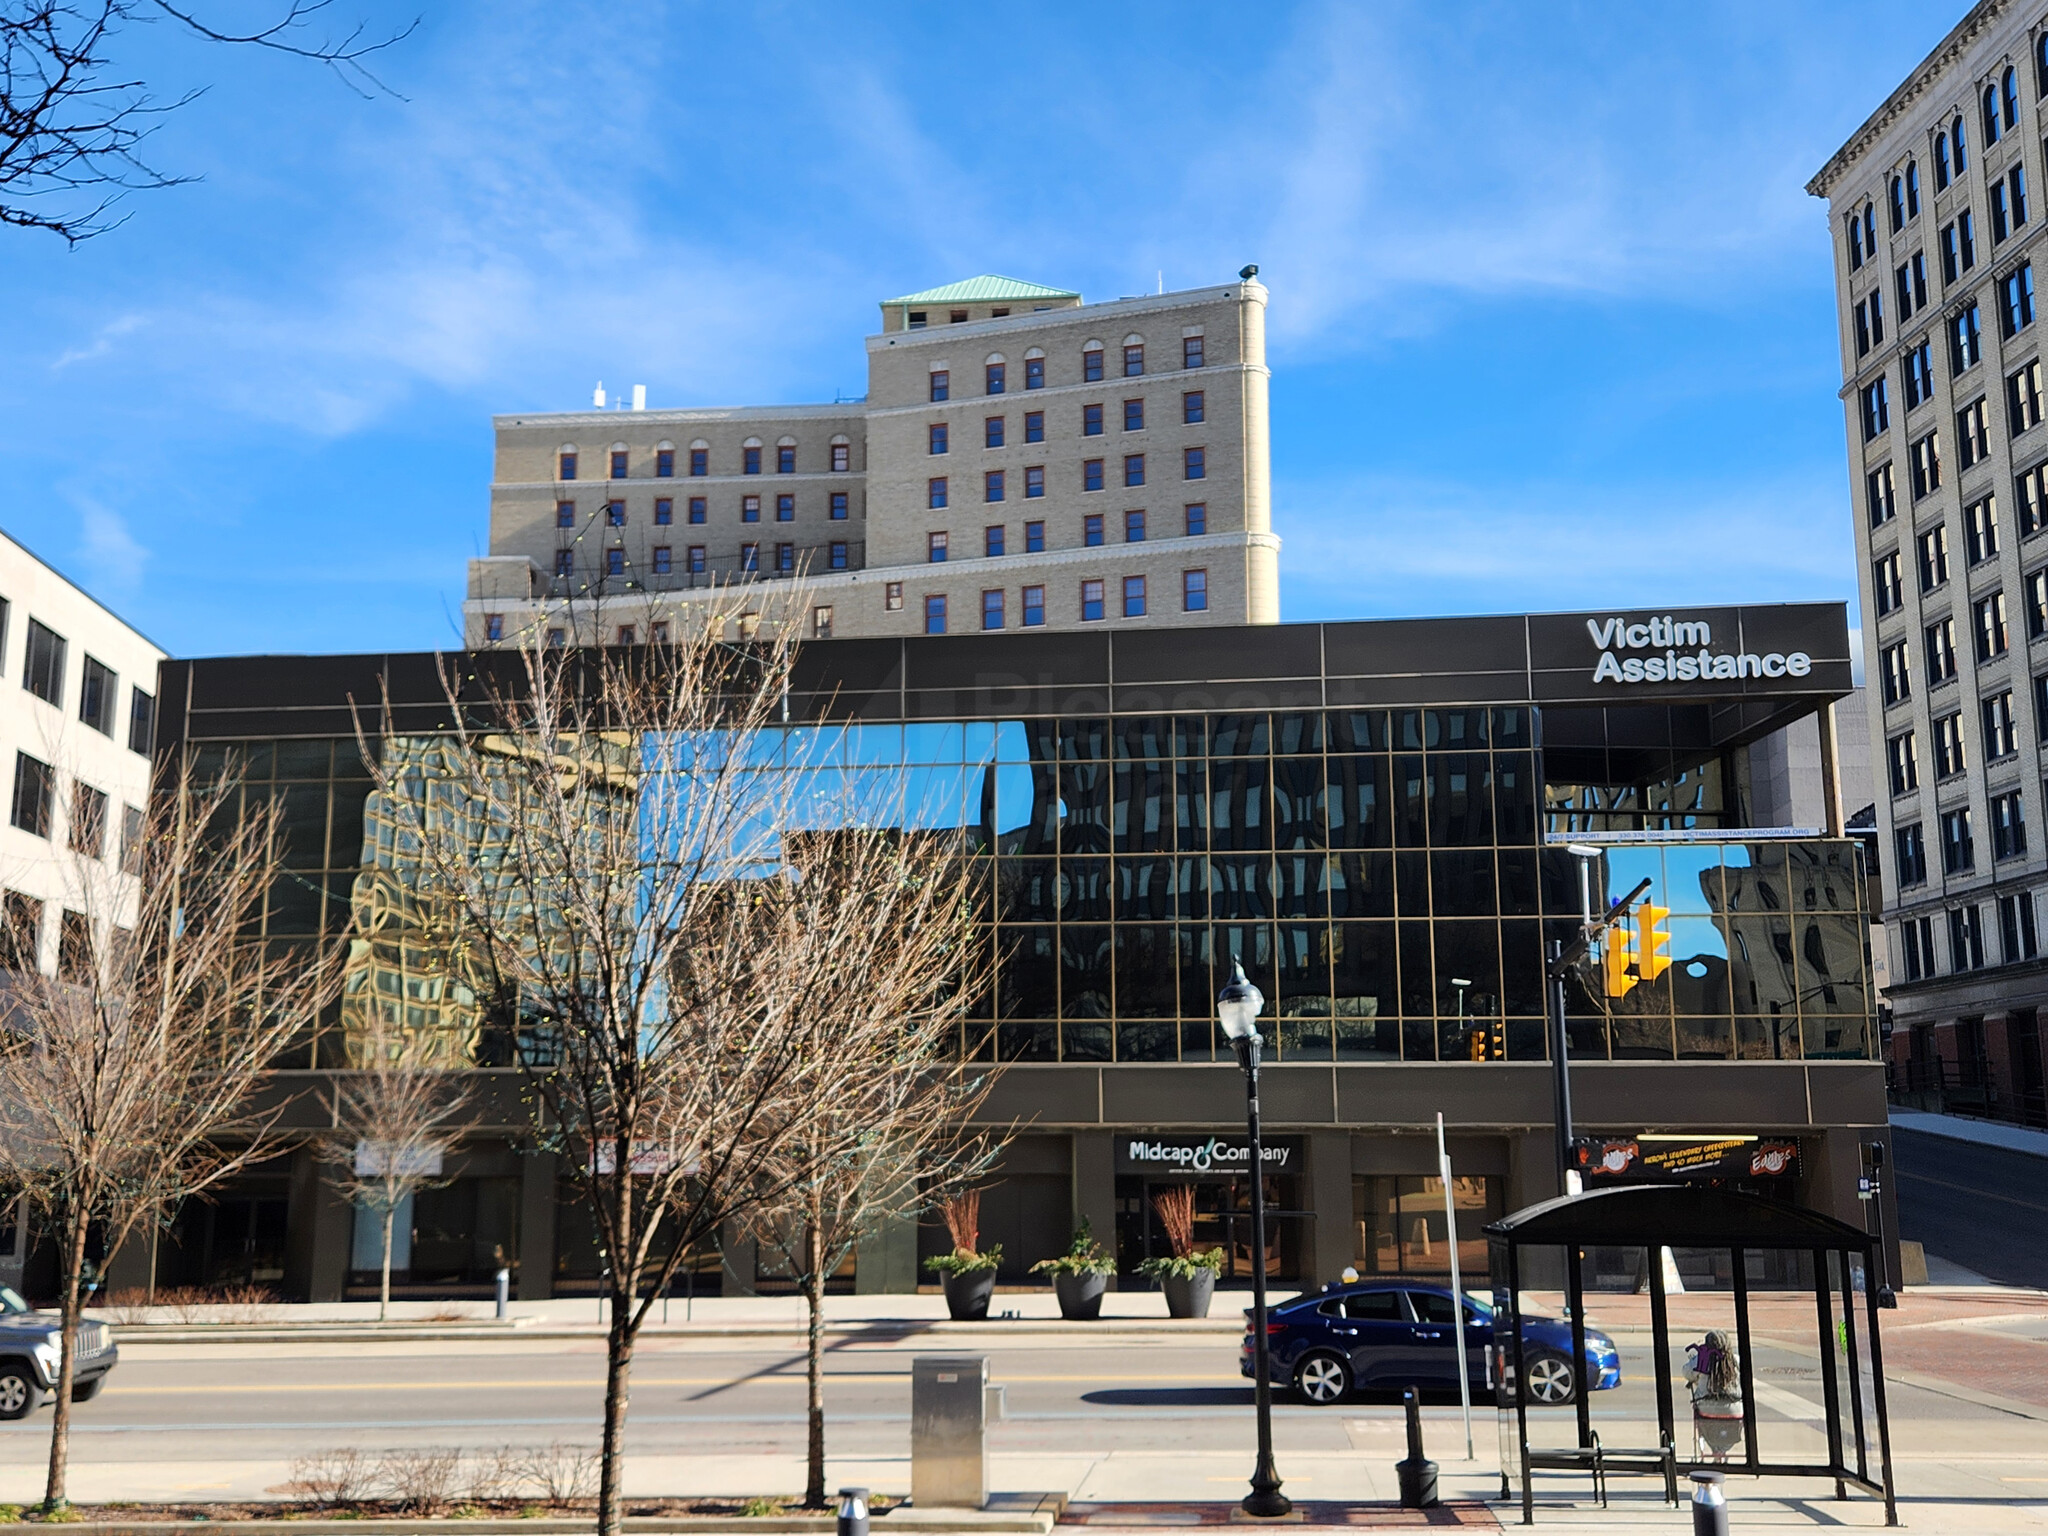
[0, 0, 1962, 657]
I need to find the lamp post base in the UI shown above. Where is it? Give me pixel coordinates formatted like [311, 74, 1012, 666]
[1240, 1456, 1292, 1520]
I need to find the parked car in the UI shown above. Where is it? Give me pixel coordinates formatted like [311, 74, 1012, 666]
[0, 1284, 119, 1420]
[1240, 1280, 1620, 1405]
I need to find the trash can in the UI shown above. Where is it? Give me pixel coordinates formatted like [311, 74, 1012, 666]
[911, 1355, 989, 1509]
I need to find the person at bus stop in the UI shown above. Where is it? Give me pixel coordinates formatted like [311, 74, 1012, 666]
[1686, 1329, 1744, 1460]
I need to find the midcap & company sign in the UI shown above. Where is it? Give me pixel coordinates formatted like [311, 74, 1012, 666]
[1586, 614, 1813, 687]
[1116, 1134, 1300, 1175]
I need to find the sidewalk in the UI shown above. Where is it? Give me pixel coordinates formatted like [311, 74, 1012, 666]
[1889, 1107, 2048, 1158]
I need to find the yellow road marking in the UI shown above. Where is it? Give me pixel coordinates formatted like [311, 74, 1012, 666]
[106, 1373, 1236, 1395]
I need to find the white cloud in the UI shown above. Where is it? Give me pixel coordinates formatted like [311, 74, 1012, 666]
[74, 499, 148, 592]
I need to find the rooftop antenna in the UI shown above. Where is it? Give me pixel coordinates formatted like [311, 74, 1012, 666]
[1157, 270, 1163, 294]
[592, 381, 606, 408]
[632, 384, 647, 412]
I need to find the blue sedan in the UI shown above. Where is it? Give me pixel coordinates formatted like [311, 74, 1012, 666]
[1239, 1281, 1622, 1406]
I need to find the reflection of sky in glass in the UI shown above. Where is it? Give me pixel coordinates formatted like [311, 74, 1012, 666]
[1584, 845, 1730, 962]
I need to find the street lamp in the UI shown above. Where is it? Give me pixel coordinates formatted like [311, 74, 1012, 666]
[1218, 958, 1291, 1520]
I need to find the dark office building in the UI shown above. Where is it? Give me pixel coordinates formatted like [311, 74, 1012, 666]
[101, 602, 1884, 1303]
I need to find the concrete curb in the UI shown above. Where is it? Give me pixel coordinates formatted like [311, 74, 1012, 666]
[105, 1321, 1247, 1344]
[0, 1517, 1055, 1536]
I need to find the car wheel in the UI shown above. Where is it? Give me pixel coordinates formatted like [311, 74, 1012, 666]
[1523, 1351, 1577, 1405]
[1293, 1352, 1352, 1405]
[71, 1377, 105, 1403]
[0, 1364, 43, 1421]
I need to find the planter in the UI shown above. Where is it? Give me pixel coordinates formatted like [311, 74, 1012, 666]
[1053, 1270, 1108, 1320]
[942, 1267, 997, 1321]
[1161, 1269, 1215, 1319]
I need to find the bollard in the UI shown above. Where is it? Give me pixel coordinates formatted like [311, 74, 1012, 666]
[1690, 1471, 1728, 1536]
[1395, 1385, 1439, 1510]
[495, 1267, 510, 1320]
[837, 1487, 870, 1536]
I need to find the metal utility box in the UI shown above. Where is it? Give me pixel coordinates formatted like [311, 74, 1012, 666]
[911, 1355, 989, 1509]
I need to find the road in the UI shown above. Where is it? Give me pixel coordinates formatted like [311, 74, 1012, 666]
[1891, 1127, 2048, 1288]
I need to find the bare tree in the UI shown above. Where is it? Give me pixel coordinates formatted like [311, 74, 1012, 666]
[351, 610, 989, 1536]
[317, 1020, 472, 1321]
[2, 0, 413, 243]
[0, 758, 344, 1511]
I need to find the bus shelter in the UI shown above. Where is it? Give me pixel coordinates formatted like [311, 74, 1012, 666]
[1486, 1185, 1895, 1525]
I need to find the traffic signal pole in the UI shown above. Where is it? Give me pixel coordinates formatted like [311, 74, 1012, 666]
[1545, 874, 1654, 1194]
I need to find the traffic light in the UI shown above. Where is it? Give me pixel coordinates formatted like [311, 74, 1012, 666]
[1636, 903, 1672, 984]
[1602, 929, 1636, 997]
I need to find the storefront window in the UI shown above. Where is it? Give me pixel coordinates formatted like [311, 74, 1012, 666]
[1353, 1173, 1502, 1277]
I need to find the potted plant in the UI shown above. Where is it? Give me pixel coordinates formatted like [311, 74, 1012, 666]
[925, 1190, 1002, 1320]
[1031, 1217, 1115, 1319]
[1137, 1184, 1225, 1318]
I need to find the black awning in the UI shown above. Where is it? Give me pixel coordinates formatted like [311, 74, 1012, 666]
[1484, 1183, 1870, 1250]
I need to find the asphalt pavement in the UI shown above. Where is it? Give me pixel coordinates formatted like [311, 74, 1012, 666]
[1891, 1125, 2048, 1287]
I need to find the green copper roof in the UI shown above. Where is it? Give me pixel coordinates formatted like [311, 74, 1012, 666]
[881, 275, 1081, 306]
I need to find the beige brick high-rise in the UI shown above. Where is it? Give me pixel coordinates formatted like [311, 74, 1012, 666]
[465, 273, 1281, 644]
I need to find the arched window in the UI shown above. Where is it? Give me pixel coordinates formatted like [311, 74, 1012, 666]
[655, 439, 676, 478]
[1863, 202, 1877, 256]
[776, 436, 797, 474]
[1953, 115, 1969, 173]
[1984, 83, 2002, 145]
[1082, 340, 1105, 382]
[2037, 31, 2048, 98]
[1936, 132, 1951, 191]
[1847, 211, 1865, 270]
[2003, 66, 2019, 129]
[1890, 175, 1906, 232]
[558, 443, 580, 481]
[1905, 160, 1920, 217]
[829, 433, 851, 473]
[609, 441, 629, 479]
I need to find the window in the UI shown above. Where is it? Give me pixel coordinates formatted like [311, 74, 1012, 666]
[1936, 710, 1968, 776]
[652, 546, 672, 575]
[982, 589, 1004, 630]
[1896, 823, 1928, 886]
[929, 477, 948, 509]
[559, 451, 577, 480]
[1080, 579, 1105, 621]
[1986, 689, 2020, 756]
[1025, 356, 1045, 390]
[556, 500, 576, 529]
[1895, 253, 1927, 318]
[606, 500, 626, 526]
[1954, 115, 1970, 173]
[1183, 446, 1206, 480]
[120, 804, 142, 876]
[1968, 494, 2000, 562]
[1855, 290, 1885, 354]
[1986, 81, 2004, 145]
[2003, 891, 2040, 958]
[58, 911, 89, 984]
[1124, 343, 1144, 377]
[1022, 585, 1045, 626]
[1125, 509, 1146, 542]
[1910, 430, 1942, 498]
[1942, 806, 1977, 872]
[777, 445, 795, 474]
[1907, 158, 1921, 216]
[10, 753, 50, 837]
[1976, 590, 2010, 659]
[2040, 31, 2048, 98]
[656, 447, 674, 478]
[2013, 360, 2046, 435]
[1868, 464, 1898, 527]
[1994, 790, 2029, 859]
[610, 449, 628, 479]
[986, 360, 1006, 395]
[2021, 462, 2048, 534]
[2015, 166, 2033, 234]
[830, 491, 848, 520]
[1083, 346, 1104, 382]
[1950, 904, 1987, 970]
[1025, 465, 1045, 498]
[830, 541, 848, 569]
[655, 498, 673, 525]
[546, 628, 565, 647]
[1928, 617, 1958, 683]
[1862, 378, 1890, 441]
[1123, 575, 1146, 617]
[23, 620, 64, 707]
[985, 470, 1005, 502]
[950, 309, 968, 323]
[776, 494, 794, 521]
[1891, 174, 1907, 232]
[1183, 568, 1208, 611]
[1186, 502, 1208, 536]
[744, 445, 762, 475]
[1176, 391, 1205, 428]
[1025, 520, 1045, 553]
[0, 891, 37, 973]
[1881, 639, 1912, 705]
[68, 781, 104, 858]
[1906, 339, 1935, 408]
[1937, 131, 1953, 192]
[1918, 524, 1949, 590]
[740, 542, 759, 571]
[1084, 514, 1105, 547]
[812, 607, 832, 639]
[689, 496, 707, 523]
[2005, 65, 2021, 129]
[930, 370, 950, 402]
[1898, 912, 1935, 977]
[928, 531, 948, 563]
[1084, 403, 1104, 436]
[775, 542, 795, 573]
[1084, 459, 1105, 491]
[1025, 411, 1045, 443]
[1848, 210, 1865, 269]
[605, 548, 625, 577]
[1184, 334, 1205, 368]
[616, 625, 636, 646]
[1887, 731, 1919, 795]
[1124, 454, 1145, 487]
[1941, 221, 1964, 284]
[688, 545, 706, 573]
[78, 656, 114, 736]
[2004, 263, 2036, 336]
[985, 416, 1005, 449]
[986, 525, 1005, 558]
[1116, 397, 1143, 434]
[554, 548, 575, 578]
[690, 448, 707, 476]
[1958, 397, 1992, 467]
[925, 594, 946, 635]
[743, 494, 761, 521]
[485, 613, 504, 643]
[1874, 550, 1904, 615]
[930, 422, 949, 455]
[907, 311, 927, 329]
[832, 442, 850, 472]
